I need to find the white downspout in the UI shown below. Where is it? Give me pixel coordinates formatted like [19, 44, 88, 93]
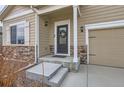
[35, 14, 39, 63]
[30, 5, 39, 63]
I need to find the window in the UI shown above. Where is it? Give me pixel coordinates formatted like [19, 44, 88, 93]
[10, 23, 25, 44]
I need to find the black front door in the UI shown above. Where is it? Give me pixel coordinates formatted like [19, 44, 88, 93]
[57, 24, 68, 54]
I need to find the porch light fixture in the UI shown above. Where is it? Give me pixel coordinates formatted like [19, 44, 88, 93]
[44, 21, 48, 27]
[80, 26, 84, 32]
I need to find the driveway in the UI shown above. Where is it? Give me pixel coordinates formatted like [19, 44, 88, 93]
[61, 64, 124, 87]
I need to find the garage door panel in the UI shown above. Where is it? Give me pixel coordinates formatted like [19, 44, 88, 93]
[89, 28, 124, 67]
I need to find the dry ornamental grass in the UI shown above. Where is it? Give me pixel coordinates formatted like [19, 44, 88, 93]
[0, 47, 47, 87]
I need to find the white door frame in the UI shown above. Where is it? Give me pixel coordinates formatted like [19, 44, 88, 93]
[54, 19, 70, 56]
[85, 20, 124, 64]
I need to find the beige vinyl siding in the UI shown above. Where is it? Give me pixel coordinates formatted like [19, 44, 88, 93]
[6, 5, 31, 18]
[78, 5, 124, 45]
[3, 6, 35, 46]
[39, 17, 50, 57]
[79, 6, 124, 24]
[89, 28, 124, 67]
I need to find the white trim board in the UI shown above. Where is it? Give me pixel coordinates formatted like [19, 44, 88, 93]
[85, 20, 124, 64]
[85, 20, 124, 30]
[4, 9, 34, 21]
[9, 21, 26, 27]
[73, 5, 78, 63]
[54, 19, 70, 56]
[0, 5, 8, 15]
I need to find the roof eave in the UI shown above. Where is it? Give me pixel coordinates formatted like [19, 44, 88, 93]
[0, 5, 15, 21]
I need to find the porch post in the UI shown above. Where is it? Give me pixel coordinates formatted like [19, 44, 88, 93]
[73, 6, 78, 70]
[35, 13, 39, 63]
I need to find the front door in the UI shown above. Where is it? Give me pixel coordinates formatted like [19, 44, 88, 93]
[56, 24, 68, 54]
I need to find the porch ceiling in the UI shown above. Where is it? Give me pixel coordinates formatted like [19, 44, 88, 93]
[33, 5, 72, 15]
[39, 6, 73, 18]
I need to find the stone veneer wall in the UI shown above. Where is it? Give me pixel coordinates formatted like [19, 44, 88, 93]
[2, 46, 35, 64]
[49, 45, 87, 63]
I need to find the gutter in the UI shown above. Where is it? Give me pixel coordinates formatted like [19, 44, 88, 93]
[0, 5, 15, 21]
[0, 5, 8, 21]
[0, 5, 8, 15]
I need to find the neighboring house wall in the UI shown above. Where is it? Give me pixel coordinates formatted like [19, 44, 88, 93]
[2, 6, 35, 64]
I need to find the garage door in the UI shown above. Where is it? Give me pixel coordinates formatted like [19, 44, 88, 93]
[89, 28, 124, 67]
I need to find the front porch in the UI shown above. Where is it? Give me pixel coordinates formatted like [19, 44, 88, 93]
[36, 5, 81, 70]
[26, 5, 82, 87]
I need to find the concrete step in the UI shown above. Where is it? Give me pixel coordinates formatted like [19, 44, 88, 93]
[39, 59, 70, 69]
[48, 67, 68, 87]
[26, 62, 62, 82]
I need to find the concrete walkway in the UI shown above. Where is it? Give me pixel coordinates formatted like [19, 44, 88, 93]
[61, 64, 124, 87]
[61, 65, 87, 87]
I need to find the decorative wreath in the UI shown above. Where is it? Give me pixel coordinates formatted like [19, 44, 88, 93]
[59, 30, 66, 38]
